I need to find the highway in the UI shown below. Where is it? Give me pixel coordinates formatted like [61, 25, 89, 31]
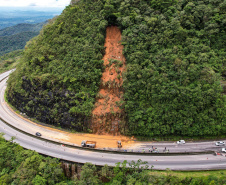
[0, 70, 225, 170]
[133, 140, 225, 153]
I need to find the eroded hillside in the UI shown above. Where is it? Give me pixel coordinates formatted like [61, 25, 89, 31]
[6, 0, 226, 137]
[92, 26, 126, 135]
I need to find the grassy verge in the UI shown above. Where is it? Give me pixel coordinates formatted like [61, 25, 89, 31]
[150, 169, 226, 178]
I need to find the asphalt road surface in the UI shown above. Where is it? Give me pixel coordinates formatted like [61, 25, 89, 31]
[132, 141, 225, 153]
[0, 70, 225, 170]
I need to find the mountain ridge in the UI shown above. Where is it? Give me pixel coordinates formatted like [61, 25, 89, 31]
[0, 21, 47, 55]
[0, 22, 47, 37]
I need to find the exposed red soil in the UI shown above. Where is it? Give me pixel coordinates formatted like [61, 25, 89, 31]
[5, 96, 135, 149]
[91, 26, 126, 135]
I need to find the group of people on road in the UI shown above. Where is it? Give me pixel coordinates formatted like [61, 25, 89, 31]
[148, 146, 169, 153]
[118, 146, 170, 153]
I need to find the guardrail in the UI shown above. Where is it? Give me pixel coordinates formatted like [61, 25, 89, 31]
[0, 113, 214, 156]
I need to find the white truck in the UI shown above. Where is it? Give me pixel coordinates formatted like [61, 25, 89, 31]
[177, 140, 185, 144]
[81, 140, 96, 148]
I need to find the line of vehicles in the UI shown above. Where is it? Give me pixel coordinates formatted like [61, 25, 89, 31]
[215, 141, 225, 153]
[176, 140, 226, 153]
[176, 140, 225, 147]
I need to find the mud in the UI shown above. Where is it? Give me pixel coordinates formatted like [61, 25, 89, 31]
[5, 96, 134, 149]
[91, 26, 126, 135]
[4, 26, 133, 148]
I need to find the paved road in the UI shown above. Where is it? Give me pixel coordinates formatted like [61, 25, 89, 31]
[0, 70, 226, 170]
[0, 77, 225, 154]
[132, 141, 225, 153]
[1, 117, 226, 171]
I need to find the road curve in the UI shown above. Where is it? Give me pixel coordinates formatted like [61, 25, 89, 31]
[0, 70, 225, 170]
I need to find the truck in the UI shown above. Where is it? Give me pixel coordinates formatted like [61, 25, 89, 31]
[81, 140, 96, 148]
[177, 140, 185, 144]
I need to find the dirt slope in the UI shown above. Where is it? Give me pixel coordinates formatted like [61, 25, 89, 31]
[92, 26, 126, 135]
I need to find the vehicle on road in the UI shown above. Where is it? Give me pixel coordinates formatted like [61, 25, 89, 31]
[81, 140, 96, 148]
[177, 140, 185, 144]
[35, 132, 41, 137]
[222, 148, 226, 153]
[215, 141, 225, 146]
[117, 141, 122, 148]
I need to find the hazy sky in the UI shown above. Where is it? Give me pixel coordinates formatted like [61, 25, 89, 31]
[0, 0, 71, 7]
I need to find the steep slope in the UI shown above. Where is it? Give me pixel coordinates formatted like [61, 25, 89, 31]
[6, 0, 226, 137]
[92, 26, 126, 135]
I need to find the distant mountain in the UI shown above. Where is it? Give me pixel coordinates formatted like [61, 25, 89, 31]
[0, 22, 47, 55]
[0, 7, 62, 30]
[0, 50, 22, 73]
[0, 22, 47, 37]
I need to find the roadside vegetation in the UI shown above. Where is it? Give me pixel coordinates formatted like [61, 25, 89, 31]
[0, 50, 22, 73]
[6, 0, 226, 137]
[0, 134, 225, 185]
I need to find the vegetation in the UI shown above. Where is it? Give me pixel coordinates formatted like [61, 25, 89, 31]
[0, 22, 46, 55]
[6, 0, 226, 137]
[0, 50, 22, 73]
[0, 22, 46, 37]
[0, 133, 66, 184]
[0, 134, 226, 185]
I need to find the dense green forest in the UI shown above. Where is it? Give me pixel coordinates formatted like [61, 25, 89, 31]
[0, 22, 46, 37]
[0, 134, 225, 184]
[0, 50, 22, 73]
[0, 133, 66, 184]
[6, 0, 226, 137]
[0, 22, 46, 55]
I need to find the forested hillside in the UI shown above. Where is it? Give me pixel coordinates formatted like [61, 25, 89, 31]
[6, 0, 226, 137]
[0, 133, 66, 184]
[0, 22, 46, 55]
[0, 22, 46, 37]
[0, 50, 22, 73]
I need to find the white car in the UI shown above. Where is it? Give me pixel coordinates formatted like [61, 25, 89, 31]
[215, 141, 225, 146]
[222, 148, 226, 153]
[177, 140, 185, 144]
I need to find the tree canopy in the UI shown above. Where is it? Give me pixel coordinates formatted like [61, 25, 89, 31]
[6, 0, 226, 137]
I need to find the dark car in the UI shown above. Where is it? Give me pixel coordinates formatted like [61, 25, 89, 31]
[36, 132, 42, 137]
